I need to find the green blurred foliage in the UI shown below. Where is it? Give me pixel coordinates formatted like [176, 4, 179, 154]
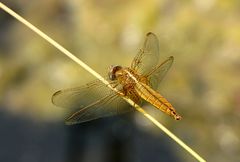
[0, 0, 240, 161]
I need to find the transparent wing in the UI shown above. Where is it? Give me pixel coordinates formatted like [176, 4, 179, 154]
[146, 56, 174, 89]
[52, 79, 111, 109]
[65, 93, 134, 124]
[52, 79, 134, 124]
[131, 32, 160, 75]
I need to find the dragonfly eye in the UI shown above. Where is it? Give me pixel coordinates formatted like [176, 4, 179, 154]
[108, 65, 122, 80]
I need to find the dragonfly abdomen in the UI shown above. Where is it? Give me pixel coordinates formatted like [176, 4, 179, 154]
[135, 83, 181, 120]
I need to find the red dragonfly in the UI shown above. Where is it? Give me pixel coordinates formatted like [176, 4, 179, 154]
[52, 32, 181, 124]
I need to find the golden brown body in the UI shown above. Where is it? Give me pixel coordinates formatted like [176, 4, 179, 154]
[115, 67, 181, 120]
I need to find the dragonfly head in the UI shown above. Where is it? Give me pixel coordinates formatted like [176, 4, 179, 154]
[108, 65, 122, 81]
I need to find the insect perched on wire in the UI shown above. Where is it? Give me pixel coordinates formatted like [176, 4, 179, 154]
[52, 32, 182, 124]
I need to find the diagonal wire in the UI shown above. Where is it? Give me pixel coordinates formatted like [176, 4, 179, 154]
[0, 3, 206, 162]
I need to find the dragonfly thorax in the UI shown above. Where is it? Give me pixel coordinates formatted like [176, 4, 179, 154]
[109, 65, 136, 84]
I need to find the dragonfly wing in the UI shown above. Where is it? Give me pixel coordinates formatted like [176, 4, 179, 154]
[146, 56, 174, 89]
[52, 79, 111, 110]
[52, 79, 133, 124]
[65, 93, 134, 124]
[131, 32, 160, 75]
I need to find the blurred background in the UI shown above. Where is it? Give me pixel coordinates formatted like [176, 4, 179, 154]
[0, 0, 240, 162]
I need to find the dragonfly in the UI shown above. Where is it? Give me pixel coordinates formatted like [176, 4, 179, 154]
[52, 32, 182, 125]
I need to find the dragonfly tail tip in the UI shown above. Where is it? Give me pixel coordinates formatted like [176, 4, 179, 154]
[175, 115, 182, 120]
